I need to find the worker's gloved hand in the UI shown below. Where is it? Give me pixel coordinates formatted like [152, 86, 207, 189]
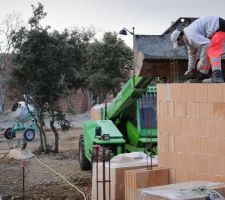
[197, 61, 205, 71]
[184, 69, 194, 77]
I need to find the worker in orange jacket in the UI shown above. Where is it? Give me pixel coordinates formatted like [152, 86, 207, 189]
[171, 16, 225, 83]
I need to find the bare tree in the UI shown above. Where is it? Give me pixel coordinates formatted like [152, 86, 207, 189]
[0, 12, 23, 113]
[0, 12, 23, 69]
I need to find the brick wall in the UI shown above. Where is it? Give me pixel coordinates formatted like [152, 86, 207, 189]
[157, 83, 225, 184]
[4, 88, 91, 114]
[57, 89, 90, 114]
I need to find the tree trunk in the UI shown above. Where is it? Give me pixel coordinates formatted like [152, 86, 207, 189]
[38, 126, 44, 152]
[36, 112, 48, 153]
[50, 120, 59, 153]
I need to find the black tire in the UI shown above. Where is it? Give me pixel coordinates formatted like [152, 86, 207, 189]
[4, 128, 15, 140]
[23, 129, 35, 141]
[79, 135, 91, 170]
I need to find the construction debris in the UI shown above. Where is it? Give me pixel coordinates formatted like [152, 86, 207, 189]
[7, 148, 34, 160]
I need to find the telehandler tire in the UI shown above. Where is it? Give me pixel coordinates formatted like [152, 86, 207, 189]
[79, 135, 91, 170]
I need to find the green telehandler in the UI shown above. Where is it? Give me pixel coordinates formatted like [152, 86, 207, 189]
[79, 76, 157, 170]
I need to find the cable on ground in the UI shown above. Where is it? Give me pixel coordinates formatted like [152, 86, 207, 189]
[0, 151, 9, 160]
[34, 154, 87, 200]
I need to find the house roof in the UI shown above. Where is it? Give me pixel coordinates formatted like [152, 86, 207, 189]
[134, 17, 198, 60]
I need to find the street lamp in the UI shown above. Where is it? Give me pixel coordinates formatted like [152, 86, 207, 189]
[119, 27, 135, 76]
[119, 27, 135, 35]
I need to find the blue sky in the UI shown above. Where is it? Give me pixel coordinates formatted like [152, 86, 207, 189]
[1, 0, 225, 47]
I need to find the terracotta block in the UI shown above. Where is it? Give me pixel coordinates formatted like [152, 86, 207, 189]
[181, 118, 188, 135]
[157, 132, 163, 151]
[91, 107, 101, 120]
[184, 136, 194, 153]
[157, 100, 159, 117]
[158, 150, 169, 168]
[188, 172, 214, 182]
[179, 153, 194, 172]
[190, 136, 201, 154]
[214, 138, 225, 156]
[159, 101, 168, 117]
[199, 102, 213, 118]
[220, 157, 225, 177]
[222, 84, 225, 102]
[208, 155, 223, 176]
[157, 117, 169, 134]
[195, 119, 214, 137]
[213, 175, 225, 184]
[213, 102, 225, 119]
[205, 119, 215, 138]
[170, 84, 182, 102]
[174, 102, 187, 117]
[175, 170, 189, 183]
[216, 138, 225, 156]
[208, 84, 223, 102]
[167, 101, 174, 117]
[200, 137, 221, 155]
[174, 135, 185, 153]
[158, 132, 169, 151]
[181, 84, 195, 102]
[157, 84, 167, 101]
[169, 169, 176, 184]
[169, 117, 181, 135]
[193, 154, 208, 174]
[125, 168, 169, 200]
[215, 120, 225, 138]
[188, 172, 202, 181]
[187, 102, 200, 118]
[168, 133, 175, 152]
[168, 151, 179, 169]
[200, 137, 212, 155]
[181, 118, 196, 136]
[92, 161, 154, 200]
[194, 84, 208, 102]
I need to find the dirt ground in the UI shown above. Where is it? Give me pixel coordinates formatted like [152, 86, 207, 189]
[0, 128, 92, 200]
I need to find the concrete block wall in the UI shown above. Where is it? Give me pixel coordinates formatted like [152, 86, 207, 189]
[157, 83, 225, 184]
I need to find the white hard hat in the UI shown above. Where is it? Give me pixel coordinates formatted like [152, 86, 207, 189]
[170, 29, 181, 49]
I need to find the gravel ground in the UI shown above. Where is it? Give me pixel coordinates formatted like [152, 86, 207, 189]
[0, 126, 92, 200]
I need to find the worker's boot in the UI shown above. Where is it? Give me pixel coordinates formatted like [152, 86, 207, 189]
[186, 71, 208, 83]
[202, 70, 224, 83]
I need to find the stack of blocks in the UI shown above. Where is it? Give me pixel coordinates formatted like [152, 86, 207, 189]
[157, 83, 225, 184]
[90, 106, 101, 120]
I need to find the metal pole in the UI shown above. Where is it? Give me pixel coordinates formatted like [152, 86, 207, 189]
[102, 146, 106, 200]
[104, 102, 107, 120]
[108, 147, 111, 200]
[22, 160, 25, 200]
[149, 93, 153, 170]
[96, 146, 99, 200]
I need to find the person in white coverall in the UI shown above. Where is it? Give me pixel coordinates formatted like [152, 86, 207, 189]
[171, 16, 225, 83]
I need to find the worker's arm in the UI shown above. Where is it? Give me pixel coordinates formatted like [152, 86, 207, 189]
[187, 45, 198, 71]
[190, 34, 211, 65]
